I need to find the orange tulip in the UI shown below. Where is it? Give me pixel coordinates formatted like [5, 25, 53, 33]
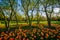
[9, 38, 14, 40]
[1, 32, 5, 34]
[45, 33, 49, 38]
[24, 30, 27, 33]
[34, 36, 36, 38]
[33, 29, 36, 33]
[16, 36, 19, 39]
[0, 37, 2, 40]
[19, 29, 22, 32]
[23, 38, 25, 40]
[26, 38, 29, 40]
[4, 36, 7, 40]
[22, 33, 27, 37]
[57, 36, 60, 38]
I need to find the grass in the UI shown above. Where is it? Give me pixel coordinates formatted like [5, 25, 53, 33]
[21, 26, 39, 30]
[32, 21, 60, 24]
[0, 21, 60, 24]
[0, 21, 60, 28]
[51, 21, 60, 24]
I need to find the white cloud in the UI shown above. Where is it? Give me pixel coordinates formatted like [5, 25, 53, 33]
[54, 8, 60, 13]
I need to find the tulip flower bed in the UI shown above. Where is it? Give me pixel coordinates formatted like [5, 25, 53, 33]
[0, 24, 60, 40]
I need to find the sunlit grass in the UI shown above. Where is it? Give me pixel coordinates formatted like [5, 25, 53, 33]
[0, 24, 5, 28]
[0, 21, 60, 28]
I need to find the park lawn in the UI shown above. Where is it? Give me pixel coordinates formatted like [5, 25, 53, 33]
[0, 21, 60, 25]
[51, 21, 60, 24]
[0, 21, 60, 28]
[0, 21, 60, 24]
[32, 21, 60, 24]
[0, 24, 5, 28]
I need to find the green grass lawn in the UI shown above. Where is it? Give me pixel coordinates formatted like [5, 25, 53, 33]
[0, 21, 60, 27]
[33, 21, 60, 24]
[0, 21, 60, 31]
[0, 21, 60, 24]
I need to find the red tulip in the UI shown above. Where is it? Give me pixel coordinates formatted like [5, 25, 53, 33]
[0, 37, 2, 40]
[9, 38, 14, 40]
[45, 33, 49, 38]
[57, 36, 60, 38]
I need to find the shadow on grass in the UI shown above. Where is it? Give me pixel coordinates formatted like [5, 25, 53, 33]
[0, 25, 56, 32]
[44, 26, 56, 29]
[0, 26, 19, 32]
[20, 26, 39, 30]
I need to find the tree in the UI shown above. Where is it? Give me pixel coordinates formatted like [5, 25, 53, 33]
[0, 12, 4, 20]
[40, 0, 56, 28]
[8, 0, 19, 30]
[0, 0, 18, 30]
[36, 0, 40, 24]
[21, 0, 32, 26]
[0, 0, 10, 29]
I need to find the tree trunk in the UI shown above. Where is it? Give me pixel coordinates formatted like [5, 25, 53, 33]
[1, 9, 8, 30]
[37, 10, 39, 24]
[45, 7, 51, 28]
[48, 18, 51, 27]
[7, 20, 10, 31]
[27, 12, 31, 26]
[30, 10, 33, 26]
[25, 7, 31, 26]
[15, 13, 18, 27]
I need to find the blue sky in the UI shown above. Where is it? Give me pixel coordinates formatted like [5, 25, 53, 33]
[17, 0, 60, 17]
[0, 0, 60, 17]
